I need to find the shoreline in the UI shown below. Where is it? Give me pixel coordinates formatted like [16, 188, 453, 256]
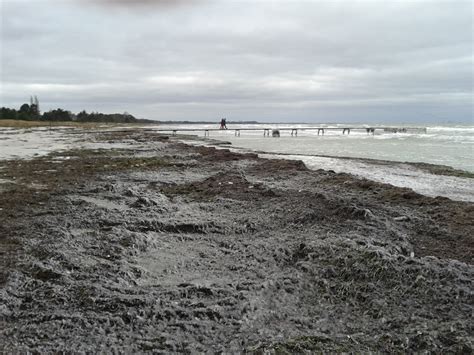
[173, 134, 474, 202]
[2, 125, 473, 176]
[1, 128, 473, 352]
[258, 150, 474, 178]
[179, 135, 474, 178]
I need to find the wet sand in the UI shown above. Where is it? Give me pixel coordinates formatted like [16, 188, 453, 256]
[0, 129, 473, 352]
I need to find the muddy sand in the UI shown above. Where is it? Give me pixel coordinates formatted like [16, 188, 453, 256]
[0, 129, 473, 352]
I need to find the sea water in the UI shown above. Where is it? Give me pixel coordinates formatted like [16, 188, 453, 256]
[155, 124, 474, 172]
[153, 123, 474, 202]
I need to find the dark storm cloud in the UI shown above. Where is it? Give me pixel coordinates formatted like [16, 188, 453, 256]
[0, 0, 472, 122]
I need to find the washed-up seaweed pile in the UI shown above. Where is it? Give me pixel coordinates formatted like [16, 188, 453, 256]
[1, 131, 472, 352]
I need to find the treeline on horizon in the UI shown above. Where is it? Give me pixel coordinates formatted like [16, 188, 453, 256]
[0, 98, 146, 124]
[0, 98, 260, 125]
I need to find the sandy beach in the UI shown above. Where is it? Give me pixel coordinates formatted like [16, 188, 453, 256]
[1, 128, 473, 352]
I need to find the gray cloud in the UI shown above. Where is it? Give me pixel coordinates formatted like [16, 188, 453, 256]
[86, 0, 200, 8]
[0, 0, 472, 122]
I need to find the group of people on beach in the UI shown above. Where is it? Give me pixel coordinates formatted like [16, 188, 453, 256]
[219, 118, 227, 130]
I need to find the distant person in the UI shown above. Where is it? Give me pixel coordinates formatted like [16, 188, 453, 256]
[220, 118, 227, 130]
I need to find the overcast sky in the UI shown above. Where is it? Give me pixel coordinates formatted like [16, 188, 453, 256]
[1, 0, 472, 123]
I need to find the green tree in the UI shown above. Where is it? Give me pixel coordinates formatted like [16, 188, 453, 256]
[18, 103, 33, 120]
[0, 107, 18, 120]
[42, 108, 72, 122]
[19, 103, 30, 113]
[76, 110, 89, 122]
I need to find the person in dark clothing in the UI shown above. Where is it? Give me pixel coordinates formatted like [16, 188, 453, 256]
[220, 118, 227, 130]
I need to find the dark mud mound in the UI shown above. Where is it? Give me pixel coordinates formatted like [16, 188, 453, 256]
[163, 172, 277, 201]
[94, 130, 170, 143]
[410, 221, 474, 264]
[410, 161, 474, 178]
[193, 145, 258, 162]
[249, 158, 308, 175]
